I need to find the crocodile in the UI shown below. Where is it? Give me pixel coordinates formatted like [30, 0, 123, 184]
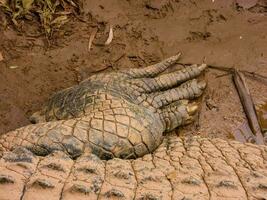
[0, 54, 266, 200]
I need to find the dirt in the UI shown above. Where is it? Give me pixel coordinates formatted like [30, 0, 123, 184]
[0, 0, 267, 140]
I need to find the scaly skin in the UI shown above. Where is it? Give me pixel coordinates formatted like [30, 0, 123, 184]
[0, 54, 266, 199]
[0, 53, 207, 159]
[0, 135, 266, 200]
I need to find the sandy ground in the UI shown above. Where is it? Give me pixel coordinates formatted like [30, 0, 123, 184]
[0, 0, 266, 140]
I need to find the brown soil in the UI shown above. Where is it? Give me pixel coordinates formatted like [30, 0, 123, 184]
[0, 0, 267, 140]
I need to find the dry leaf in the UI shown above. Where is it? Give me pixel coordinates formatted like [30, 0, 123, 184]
[88, 28, 97, 52]
[0, 52, 3, 62]
[2, 0, 82, 38]
[22, 0, 34, 10]
[51, 15, 68, 25]
[9, 65, 18, 69]
[104, 25, 113, 46]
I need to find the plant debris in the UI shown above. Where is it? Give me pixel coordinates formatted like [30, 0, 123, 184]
[256, 101, 267, 135]
[0, 0, 82, 38]
[177, 61, 267, 144]
[177, 62, 267, 85]
[233, 70, 265, 145]
[9, 65, 19, 69]
[88, 27, 97, 52]
[104, 24, 113, 46]
[0, 52, 3, 62]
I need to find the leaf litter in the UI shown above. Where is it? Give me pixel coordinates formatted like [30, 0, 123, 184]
[0, 0, 82, 38]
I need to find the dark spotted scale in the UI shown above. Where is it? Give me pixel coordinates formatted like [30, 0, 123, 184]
[0, 54, 206, 160]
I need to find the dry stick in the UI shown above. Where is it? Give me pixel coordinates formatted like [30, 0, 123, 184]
[209, 65, 267, 85]
[232, 70, 264, 145]
[242, 71, 267, 85]
[88, 28, 98, 52]
[178, 62, 267, 144]
[177, 62, 267, 85]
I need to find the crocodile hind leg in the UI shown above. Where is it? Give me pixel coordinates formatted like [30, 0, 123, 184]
[0, 100, 165, 160]
[0, 54, 207, 160]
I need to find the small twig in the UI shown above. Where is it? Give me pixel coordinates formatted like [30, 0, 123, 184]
[215, 71, 232, 78]
[233, 70, 265, 145]
[233, 121, 256, 143]
[210, 65, 267, 85]
[113, 53, 125, 64]
[242, 71, 267, 85]
[207, 64, 234, 72]
[194, 111, 201, 130]
[73, 12, 87, 23]
[88, 28, 97, 52]
[177, 62, 267, 85]
[178, 62, 267, 144]
[93, 66, 112, 73]
[104, 24, 113, 46]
